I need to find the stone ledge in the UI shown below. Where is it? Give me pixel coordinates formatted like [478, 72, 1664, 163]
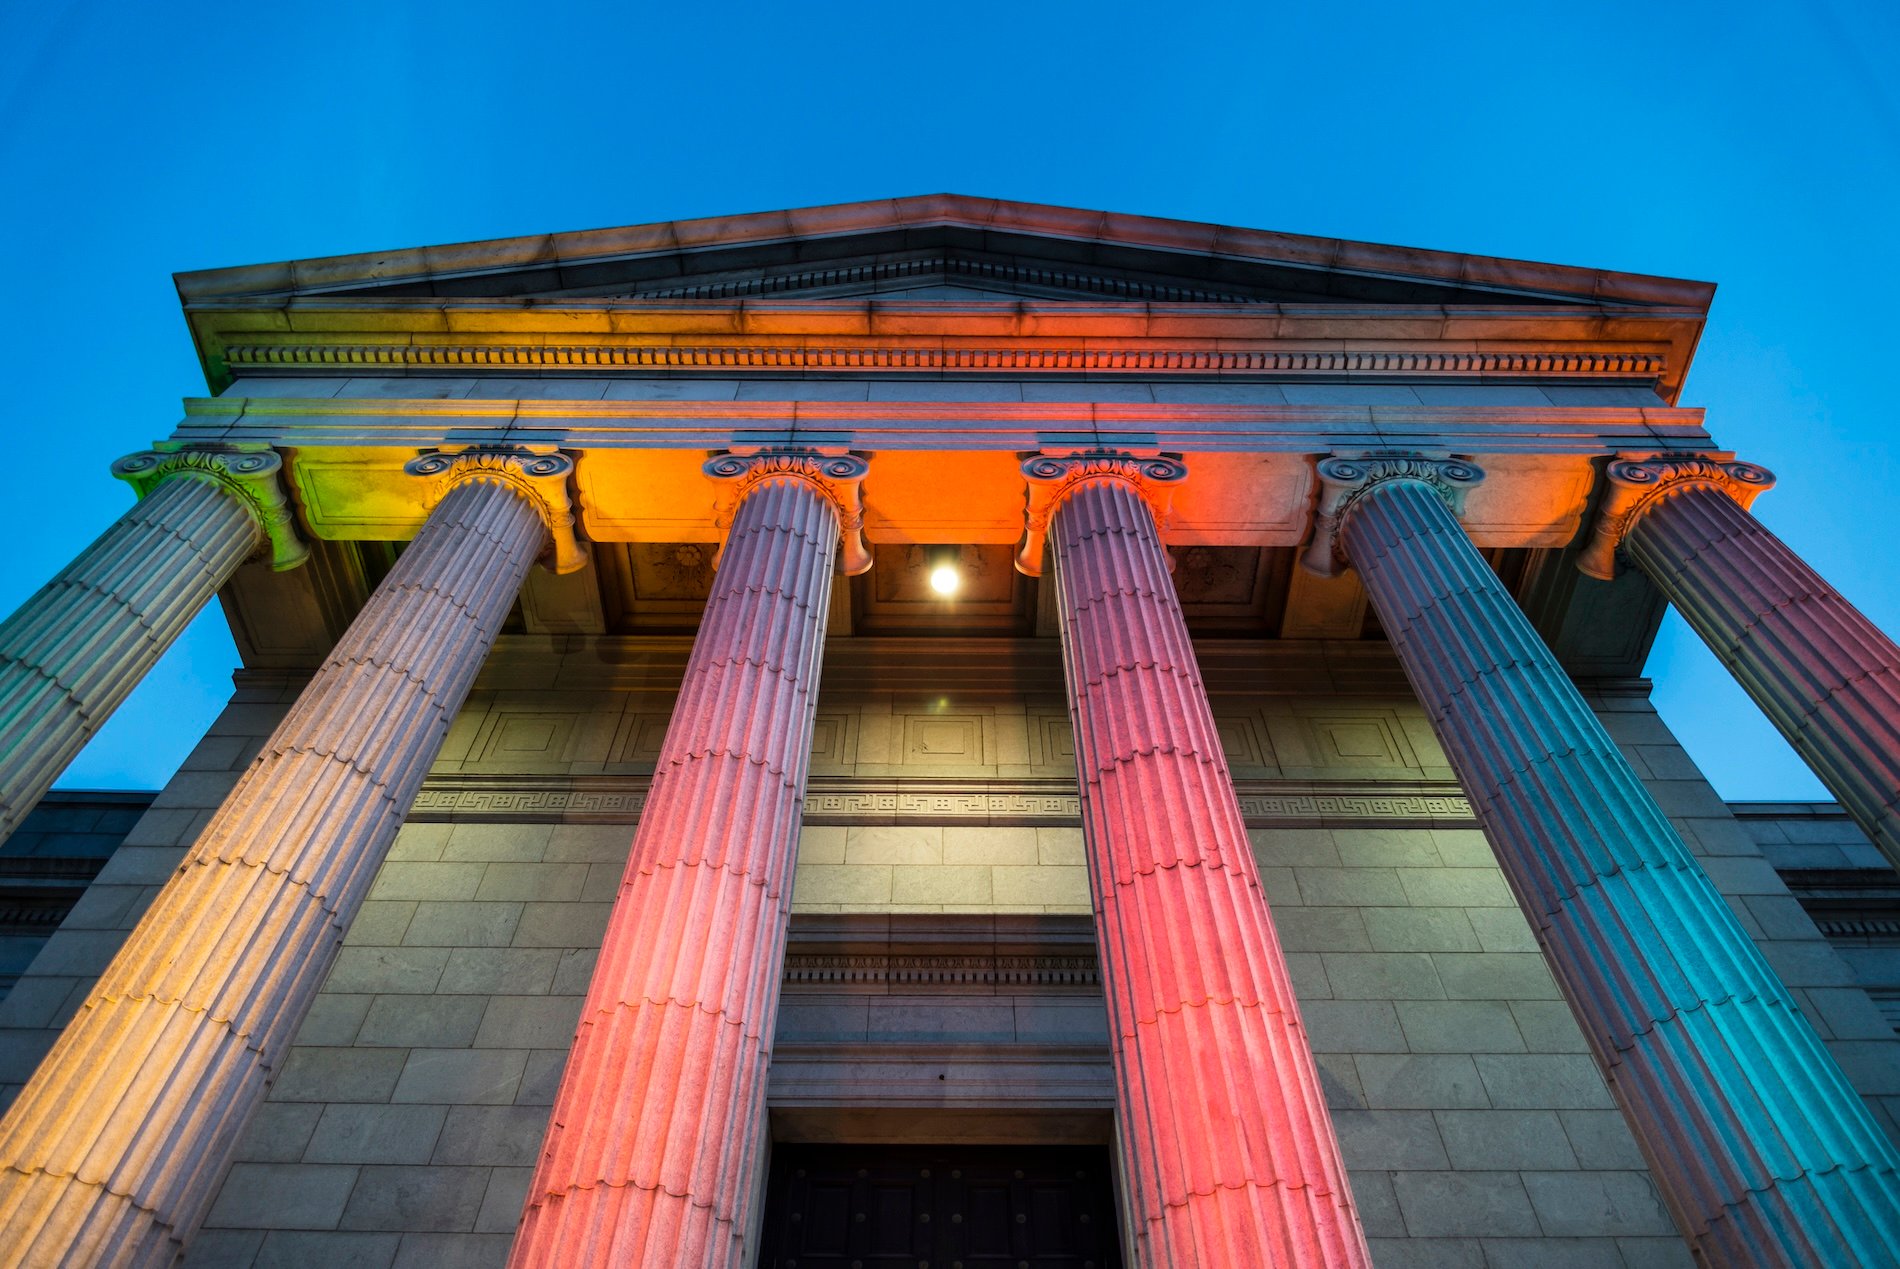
[408, 773, 1477, 828]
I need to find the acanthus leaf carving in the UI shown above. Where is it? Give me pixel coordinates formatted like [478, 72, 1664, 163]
[1014, 450, 1188, 577]
[1577, 452, 1775, 580]
[403, 446, 589, 574]
[703, 448, 873, 575]
[1300, 453, 1485, 578]
[111, 444, 309, 571]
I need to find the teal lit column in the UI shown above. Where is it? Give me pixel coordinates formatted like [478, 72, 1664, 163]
[1304, 453, 1900, 1264]
[1581, 453, 1900, 875]
[0, 446, 306, 844]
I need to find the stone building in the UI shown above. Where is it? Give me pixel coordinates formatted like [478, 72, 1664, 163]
[0, 196, 1897, 1267]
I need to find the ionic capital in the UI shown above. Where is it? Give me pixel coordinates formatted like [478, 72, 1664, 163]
[403, 446, 589, 574]
[703, 448, 873, 575]
[1577, 453, 1775, 580]
[1300, 453, 1485, 578]
[111, 444, 309, 572]
[1013, 450, 1187, 576]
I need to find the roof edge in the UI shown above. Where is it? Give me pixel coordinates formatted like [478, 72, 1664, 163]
[173, 194, 1717, 312]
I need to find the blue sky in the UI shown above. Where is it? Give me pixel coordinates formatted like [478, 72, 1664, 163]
[2, 0, 1895, 798]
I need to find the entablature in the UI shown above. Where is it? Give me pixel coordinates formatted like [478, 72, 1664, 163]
[183, 299, 1704, 400]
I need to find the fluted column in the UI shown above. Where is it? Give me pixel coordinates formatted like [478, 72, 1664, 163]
[0, 446, 584, 1266]
[1308, 454, 1900, 1264]
[1581, 453, 1900, 872]
[1021, 453, 1370, 1269]
[511, 450, 869, 1269]
[0, 446, 306, 844]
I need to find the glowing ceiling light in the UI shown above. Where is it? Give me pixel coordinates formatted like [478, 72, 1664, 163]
[929, 563, 959, 596]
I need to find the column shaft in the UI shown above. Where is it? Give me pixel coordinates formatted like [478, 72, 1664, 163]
[0, 478, 259, 843]
[511, 475, 838, 1268]
[1050, 478, 1369, 1269]
[1342, 477, 1900, 1264]
[1624, 482, 1900, 866]
[0, 478, 546, 1266]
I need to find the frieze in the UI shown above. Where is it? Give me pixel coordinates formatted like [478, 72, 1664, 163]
[408, 774, 1475, 826]
[219, 341, 1664, 379]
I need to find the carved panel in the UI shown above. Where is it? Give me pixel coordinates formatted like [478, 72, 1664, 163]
[1029, 712, 1077, 774]
[466, 712, 585, 772]
[852, 544, 1035, 634]
[903, 715, 987, 768]
[1298, 710, 1420, 771]
[809, 712, 859, 773]
[598, 541, 719, 632]
[1212, 715, 1272, 771]
[607, 713, 671, 766]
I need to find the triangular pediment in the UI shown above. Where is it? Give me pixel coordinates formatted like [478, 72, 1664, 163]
[175, 195, 1714, 312]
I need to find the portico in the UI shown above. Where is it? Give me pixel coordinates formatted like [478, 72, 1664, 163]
[1, 197, 1897, 1267]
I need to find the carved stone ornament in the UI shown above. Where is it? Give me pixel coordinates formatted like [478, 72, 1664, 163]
[1013, 450, 1188, 576]
[111, 444, 309, 571]
[703, 448, 873, 575]
[1300, 453, 1486, 578]
[403, 446, 589, 574]
[1576, 452, 1776, 580]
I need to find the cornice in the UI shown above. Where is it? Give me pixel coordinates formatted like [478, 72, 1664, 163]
[173, 193, 1716, 311]
[178, 397, 1708, 455]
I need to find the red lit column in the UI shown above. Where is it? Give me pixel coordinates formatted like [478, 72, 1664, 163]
[1581, 453, 1900, 873]
[512, 450, 869, 1269]
[1313, 454, 1900, 1263]
[1020, 453, 1371, 1269]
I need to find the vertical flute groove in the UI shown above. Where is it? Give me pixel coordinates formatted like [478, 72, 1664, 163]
[0, 479, 546, 1267]
[1344, 477, 1900, 1265]
[1052, 477, 1370, 1269]
[0, 479, 260, 844]
[510, 475, 836, 1269]
[1625, 483, 1900, 867]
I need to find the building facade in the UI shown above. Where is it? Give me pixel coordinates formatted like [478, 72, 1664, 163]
[0, 196, 1898, 1266]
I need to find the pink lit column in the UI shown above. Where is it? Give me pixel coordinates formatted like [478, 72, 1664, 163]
[512, 450, 870, 1269]
[1581, 453, 1900, 873]
[1018, 453, 1371, 1269]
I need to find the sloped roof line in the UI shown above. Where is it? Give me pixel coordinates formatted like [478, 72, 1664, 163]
[173, 193, 1715, 311]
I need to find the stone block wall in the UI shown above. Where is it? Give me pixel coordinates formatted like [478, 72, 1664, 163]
[1251, 821, 1687, 1267]
[5, 644, 1899, 1266]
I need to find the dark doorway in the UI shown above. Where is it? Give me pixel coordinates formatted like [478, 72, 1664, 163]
[758, 1144, 1123, 1269]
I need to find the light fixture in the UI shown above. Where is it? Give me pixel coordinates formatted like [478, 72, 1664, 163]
[926, 545, 961, 597]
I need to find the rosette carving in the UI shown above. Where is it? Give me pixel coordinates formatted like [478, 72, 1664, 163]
[112, 444, 309, 571]
[403, 446, 589, 574]
[1013, 450, 1188, 576]
[1577, 452, 1776, 580]
[1300, 453, 1485, 577]
[703, 448, 873, 575]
